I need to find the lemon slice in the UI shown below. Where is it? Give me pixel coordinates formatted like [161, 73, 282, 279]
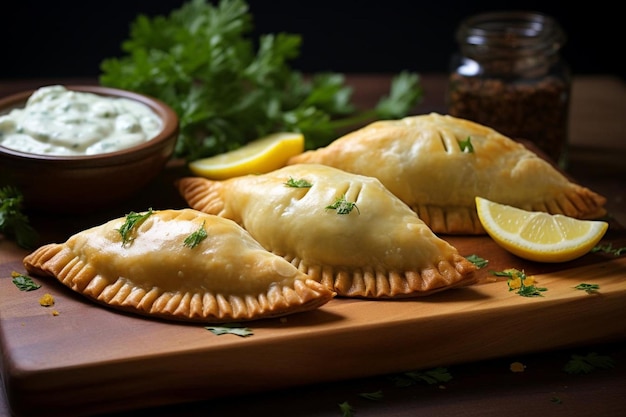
[475, 196, 608, 263]
[188, 132, 305, 180]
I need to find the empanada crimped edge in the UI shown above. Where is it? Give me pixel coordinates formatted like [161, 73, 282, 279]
[22, 209, 335, 323]
[176, 165, 479, 299]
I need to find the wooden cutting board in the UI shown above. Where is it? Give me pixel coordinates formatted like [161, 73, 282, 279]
[1, 166, 625, 417]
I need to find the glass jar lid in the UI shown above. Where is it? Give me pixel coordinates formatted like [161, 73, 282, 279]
[457, 11, 566, 59]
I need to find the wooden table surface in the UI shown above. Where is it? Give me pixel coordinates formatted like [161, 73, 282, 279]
[1, 74, 625, 417]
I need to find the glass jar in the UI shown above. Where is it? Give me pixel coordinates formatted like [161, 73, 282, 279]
[447, 11, 571, 168]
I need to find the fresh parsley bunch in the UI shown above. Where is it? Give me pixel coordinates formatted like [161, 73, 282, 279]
[99, 0, 423, 162]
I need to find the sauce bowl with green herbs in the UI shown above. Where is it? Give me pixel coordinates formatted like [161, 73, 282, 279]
[0, 85, 179, 213]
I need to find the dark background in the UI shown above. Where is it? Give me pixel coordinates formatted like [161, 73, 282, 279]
[1, 0, 622, 79]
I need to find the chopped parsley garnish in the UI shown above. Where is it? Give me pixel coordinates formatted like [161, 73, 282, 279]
[574, 283, 600, 294]
[491, 268, 547, 297]
[326, 195, 360, 215]
[338, 401, 355, 417]
[11, 271, 41, 291]
[391, 367, 453, 387]
[0, 186, 38, 249]
[466, 254, 488, 268]
[563, 352, 615, 374]
[183, 220, 207, 248]
[284, 177, 312, 188]
[591, 243, 626, 256]
[358, 390, 384, 401]
[458, 136, 474, 153]
[205, 323, 254, 337]
[116, 208, 154, 246]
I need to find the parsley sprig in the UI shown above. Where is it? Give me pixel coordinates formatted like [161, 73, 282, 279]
[0, 186, 38, 249]
[563, 352, 615, 374]
[491, 268, 547, 297]
[358, 390, 384, 401]
[458, 136, 474, 153]
[326, 195, 360, 215]
[183, 220, 207, 248]
[116, 208, 154, 246]
[574, 283, 600, 294]
[284, 177, 312, 188]
[205, 323, 253, 337]
[591, 243, 626, 256]
[390, 367, 453, 387]
[11, 271, 41, 291]
[338, 401, 355, 417]
[99, 0, 423, 161]
[466, 254, 488, 268]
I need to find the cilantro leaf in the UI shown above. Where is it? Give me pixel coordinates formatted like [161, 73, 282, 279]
[325, 195, 359, 215]
[338, 401, 354, 417]
[466, 254, 488, 268]
[183, 220, 207, 248]
[492, 268, 547, 297]
[391, 367, 453, 387]
[591, 243, 626, 256]
[406, 367, 453, 385]
[574, 283, 600, 294]
[0, 186, 38, 249]
[205, 323, 254, 337]
[458, 136, 474, 153]
[517, 285, 547, 297]
[369, 72, 423, 119]
[116, 208, 154, 246]
[358, 390, 384, 401]
[563, 352, 615, 375]
[284, 177, 312, 188]
[11, 272, 41, 291]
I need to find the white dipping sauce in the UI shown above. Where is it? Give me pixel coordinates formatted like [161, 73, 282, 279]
[0, 85, 163, 156]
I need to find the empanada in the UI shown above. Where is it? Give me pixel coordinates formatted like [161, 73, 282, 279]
[176, 164, 477, 298]
[288, 113, 607, 234]
[22, 209, 335, 322]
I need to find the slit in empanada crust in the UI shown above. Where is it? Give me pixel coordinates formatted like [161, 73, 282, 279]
[22, 209, 335, 322]
[287, 113, 607, 234]
[176, 164, 478, 299]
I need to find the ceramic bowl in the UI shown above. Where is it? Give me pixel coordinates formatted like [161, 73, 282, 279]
[0, 85, 179, 213]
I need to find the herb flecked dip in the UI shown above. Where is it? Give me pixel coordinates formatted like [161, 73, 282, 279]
[0, 85, 162, 156]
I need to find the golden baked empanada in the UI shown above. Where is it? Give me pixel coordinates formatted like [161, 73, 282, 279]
[176, 164, 477, 298]
[22, 209, 335, 322]
[288, 113, 607, 234]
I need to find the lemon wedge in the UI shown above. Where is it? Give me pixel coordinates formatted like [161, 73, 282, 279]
[188, 132, 305, 180]
[475, 196, 608, 263]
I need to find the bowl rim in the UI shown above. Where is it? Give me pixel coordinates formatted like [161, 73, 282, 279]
[0, 85, 179, 165]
